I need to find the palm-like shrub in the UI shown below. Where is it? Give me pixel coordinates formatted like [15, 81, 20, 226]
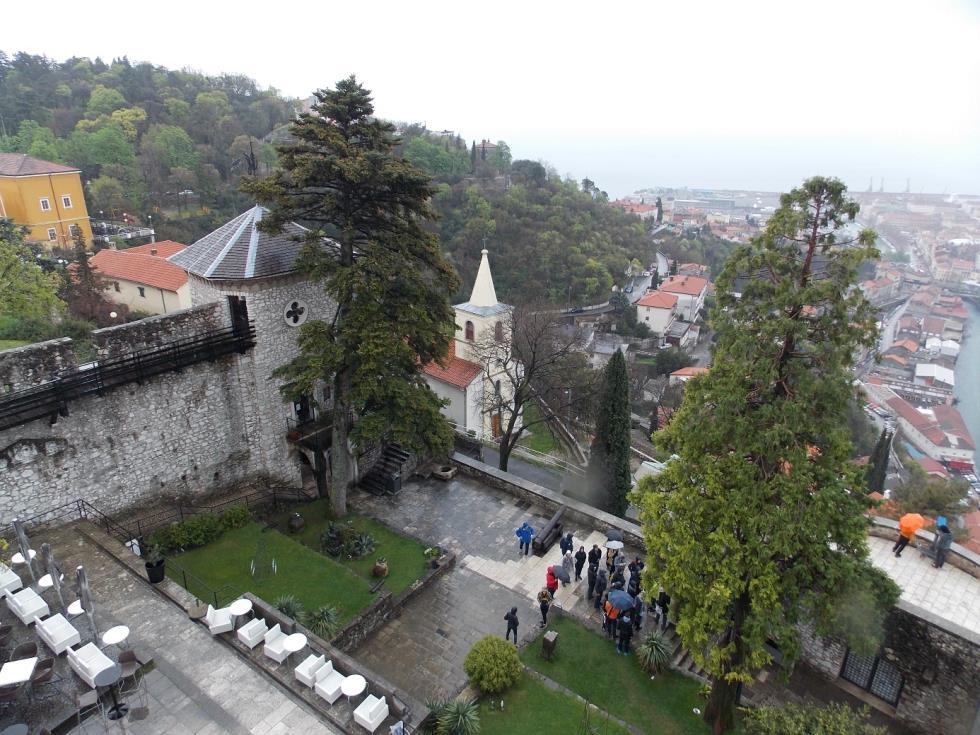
[304, 605, 340, 639]
[423, 700, 481, 735]
[273, 593, 303, 620]
[462, 635, 522, 694]
[635, 631, 671, 674]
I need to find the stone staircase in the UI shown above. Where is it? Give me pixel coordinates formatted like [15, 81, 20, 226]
[359, 444, 410, 496]
[663, 624, 711, 683]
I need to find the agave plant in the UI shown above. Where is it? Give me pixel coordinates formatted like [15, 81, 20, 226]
[273, 593, 304, 621]
[635, 631, 671, 674]
[304, 605, 340, 639]
[433, 699, 480, 735]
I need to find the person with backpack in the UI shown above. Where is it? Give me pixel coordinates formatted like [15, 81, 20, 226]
[933, 525, 954, 569]
[504, 606, 519, 644]
[537, 588, 553, 627]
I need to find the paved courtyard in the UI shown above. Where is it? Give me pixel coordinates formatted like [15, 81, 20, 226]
[3, 524, 336, 735]
[349, 476, 641, 702]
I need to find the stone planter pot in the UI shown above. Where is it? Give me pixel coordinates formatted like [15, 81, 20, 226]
[433, 465, 457, 481]
[373, 560, 389, 578]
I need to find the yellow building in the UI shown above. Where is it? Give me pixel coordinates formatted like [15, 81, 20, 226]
[0, 152, 93, 249]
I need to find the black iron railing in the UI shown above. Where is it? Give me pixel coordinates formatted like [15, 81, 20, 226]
[0, 322, 256, 432]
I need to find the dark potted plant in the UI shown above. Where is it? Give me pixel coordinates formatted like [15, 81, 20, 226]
[144, 544, 166, 584]
[424, 546, 442, 569]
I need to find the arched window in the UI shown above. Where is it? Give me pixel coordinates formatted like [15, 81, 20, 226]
[494, 380, 501, 397]
[495, 321, 504, 341]
[465, 321, 475, 341]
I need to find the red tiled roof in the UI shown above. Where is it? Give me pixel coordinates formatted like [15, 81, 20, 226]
[670, 366, 709, 378]
[922, 316, 945, 333]
[127, 240, 187, 258]
[636, 291, 678, 309]
[915, 457, 950, 478]
[0, 152, 80, 176]
[659, 275, 708, 296]
[90, 249, 188, 292]
[423, 355, 482, 389]
[933, 405, 976, 451]
[882, 354, 908, 367]
[889, 339, 919, 354]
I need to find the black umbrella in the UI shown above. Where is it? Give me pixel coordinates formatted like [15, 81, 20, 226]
[76, 565, 99, 641]
[606, 530, 624, 543]
[551, 565, 571, 583]
[12, 518, 37, 585]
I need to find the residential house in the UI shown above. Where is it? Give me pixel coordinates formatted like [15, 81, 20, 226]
[424, 248, 515, 439]
[0, 152, 93, 249]
[885, 393, 975, 466]
[914, 457, 950, 479]
[657, 275, 708, 322]
[668, 366, 709, 386]
[921, 317, 945, 340]
[126, 240, 187, 258]
[665, 320, 695, 349]
[91, 246, 190, 315]
[914, 363, 955, 390]
[635, 291, 677, 343]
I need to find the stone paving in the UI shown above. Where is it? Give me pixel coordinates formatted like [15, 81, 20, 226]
[349, 476, 642, 702]
[2, 524, 336, 735]
[867, 535, 980, 635]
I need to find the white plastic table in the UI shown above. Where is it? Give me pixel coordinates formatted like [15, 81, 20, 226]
[67, 599, 84, 616]
[341, 673, 366, 704]
[38, 573, 64, 590]
[283, 633, 307, 661]
[228, 598, 252, 627]
[10, 550, 35, 565]
[0, 656, 37, 687]
[102, 624, 130, 648]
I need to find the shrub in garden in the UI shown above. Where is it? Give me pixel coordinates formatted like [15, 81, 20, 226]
[304, 605, 340, 639]
[320, 521, 376, 558]
[422, 699, 480, 735]
[273, 594, 304, 620]
[462, 636, 522, 694]
[743, 702, 885, 735]
[220, 505, 251, 530]
[635, 631, 671, 674]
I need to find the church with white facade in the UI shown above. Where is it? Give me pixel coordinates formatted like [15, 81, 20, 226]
[424, 249, 516, 439]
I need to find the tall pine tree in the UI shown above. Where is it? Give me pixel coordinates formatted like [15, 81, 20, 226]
[636, 177, 899, 733]
[588, 349, 632, 516]
[242, 77, 459, 516]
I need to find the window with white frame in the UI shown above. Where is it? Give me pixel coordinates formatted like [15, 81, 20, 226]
[69, 224, 81, 237]
[40, 198, 51, 212]
[62, 195, 73, 208]
[47, 228, 57, 241]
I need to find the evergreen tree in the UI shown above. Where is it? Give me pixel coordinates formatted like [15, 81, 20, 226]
[61, 231, 120, 325]
[0, 219, 64, 325]
[636, 177, 900, 734]
[865, 428, 891, 492]
[588, 349, 632, 515]
[469, 141, 476, 172]
[242, 77, 459, 516]
[655, 196, 663, 224]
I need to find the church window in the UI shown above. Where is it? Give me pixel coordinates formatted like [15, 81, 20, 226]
[495, 321, 504, 341]
[465, 321, 475, 341]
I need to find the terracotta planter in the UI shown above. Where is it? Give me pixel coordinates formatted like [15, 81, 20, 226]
[373, 560, 389, 578]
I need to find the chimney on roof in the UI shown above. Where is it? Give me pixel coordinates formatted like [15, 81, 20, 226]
[150, 248, 158, 256]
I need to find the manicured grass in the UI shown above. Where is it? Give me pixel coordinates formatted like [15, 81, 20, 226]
[521, 616, 732, 735]
[518, 403, 560, 454]
[267, 499, 429, 596]
[0, 340, 28, 351]
[479, 674, 631, 735]
[168, 522, 375, 624]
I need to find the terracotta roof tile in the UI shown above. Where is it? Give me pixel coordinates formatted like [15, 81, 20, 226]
[0, 152, 79, 176]
[90, 249, 188, 292]
[636, 291, 678, 309]
[670, 366, 709, 378]
[659, 275, 708, 296]
[126, 240, 187, 258]
[424, 355, 482, 389]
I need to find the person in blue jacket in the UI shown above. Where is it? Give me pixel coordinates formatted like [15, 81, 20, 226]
[516, 522, 535, 556]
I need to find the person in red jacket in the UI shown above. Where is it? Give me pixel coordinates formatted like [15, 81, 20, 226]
[545, 566, 559, 599]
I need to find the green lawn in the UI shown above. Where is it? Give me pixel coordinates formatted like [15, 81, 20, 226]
[518, 403, 560, 454]
[521, 616, 733, 735]
[0, 340, 28, 351]
[266, 499, 429, 596]
[479, 674, 631, 735]
[168, 522, 375, 623]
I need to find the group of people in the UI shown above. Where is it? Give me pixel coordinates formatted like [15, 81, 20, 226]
[892, 516, 955, 569]
[508, 523, 674, 654]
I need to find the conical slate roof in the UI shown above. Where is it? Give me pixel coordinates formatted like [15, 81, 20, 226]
[169, 206, 312, 280]
[456, 248, 510, 316]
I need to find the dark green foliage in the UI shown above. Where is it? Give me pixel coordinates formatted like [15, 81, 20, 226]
[243, 77, 459, 516]
[893, 461, 970, 520]
[652, 347, 694, 377]
[463, 636, 523, 694]
[743, 702, 885, 735]
[635, 631, 671, 673]
[865, 428, 891, 492]
[303, 605, 340, 639]
[589, 350, 632, 516]
[148, 505, 249, 553]
[273, 593, 304, 620]
[219, 505, 251, 530]
[0, 218, 64, 325]
[424, 699, 482, 735]
[320, 522, 376, 559]
[847, 398, 879, 458]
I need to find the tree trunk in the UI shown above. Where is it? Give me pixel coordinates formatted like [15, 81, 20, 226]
[329, 367, 355, 517]
[704, 591, 750, 734]
[498, 438, 512, 472]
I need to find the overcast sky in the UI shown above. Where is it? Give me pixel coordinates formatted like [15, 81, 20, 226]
[3, 0, 979, 196]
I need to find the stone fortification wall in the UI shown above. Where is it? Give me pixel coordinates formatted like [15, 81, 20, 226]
[0, 303, 265, 520]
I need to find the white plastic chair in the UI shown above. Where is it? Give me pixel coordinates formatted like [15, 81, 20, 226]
[262, 623, 288, 664]
[236, 617, 268, 649]
[203, 604, 233, 635]
[294, 653, 325, 687]
[354, 694, 389, 733]
[313, 660, 345, 704]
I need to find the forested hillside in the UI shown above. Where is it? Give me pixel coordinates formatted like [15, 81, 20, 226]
[0, 51, 294, 243]
[399, 129, 652, 304]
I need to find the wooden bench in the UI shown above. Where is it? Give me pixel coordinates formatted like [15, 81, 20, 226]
[532, 506, 566, 555]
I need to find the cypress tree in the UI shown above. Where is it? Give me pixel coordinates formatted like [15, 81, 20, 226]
[866, 428, 891, 493]
[588, 349, 632, 516]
